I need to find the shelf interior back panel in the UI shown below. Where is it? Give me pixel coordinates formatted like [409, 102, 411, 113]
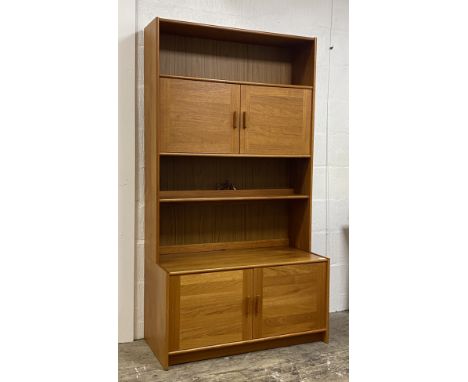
[160, 156, 309, 191]
[160, 33, 314, 86]
[159, 201, 289, 246]
[160, 34, 291, 84]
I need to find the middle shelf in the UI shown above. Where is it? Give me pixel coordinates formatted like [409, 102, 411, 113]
[159, 246, 327, 275]
[159, 188, 309, 203]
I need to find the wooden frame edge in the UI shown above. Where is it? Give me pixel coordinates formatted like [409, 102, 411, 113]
[168, 330, 326, 365]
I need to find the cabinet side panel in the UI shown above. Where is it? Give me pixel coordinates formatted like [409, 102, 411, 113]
[324, 258, 330, 342]
[309, 39, 317, 248]
[289, 159, 312, 251]
[145, 19, 168, 369]
[291, 40, 315, 86]
[144, 263, 168, 368]
[290, 40, 315, 251]
[144, 18, 159, 263]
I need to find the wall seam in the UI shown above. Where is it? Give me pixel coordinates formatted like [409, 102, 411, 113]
[325, 0, 334, 259]
[133, 0, 139, 342]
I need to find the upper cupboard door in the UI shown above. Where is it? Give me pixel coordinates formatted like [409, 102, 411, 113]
[240, 86, 312, 155]
[160, 78, 240, 154]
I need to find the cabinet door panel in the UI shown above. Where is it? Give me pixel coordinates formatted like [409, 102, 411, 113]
[169, 269, 253, 351]
[253, 263, 326, 338]
[160, 78, 240, 154]
[240, 85, 312, 155]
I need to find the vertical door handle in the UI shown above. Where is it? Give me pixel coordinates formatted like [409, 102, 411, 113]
[254, 295, 261, 315]
[242, 111, 247, 129]
[233, 111, 237, 129]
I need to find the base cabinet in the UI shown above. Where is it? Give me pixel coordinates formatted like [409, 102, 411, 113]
[168, 263, 328, 353]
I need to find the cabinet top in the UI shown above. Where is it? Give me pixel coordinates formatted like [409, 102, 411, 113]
[159, 246, 327, 275]
[153, 17, 316, 47]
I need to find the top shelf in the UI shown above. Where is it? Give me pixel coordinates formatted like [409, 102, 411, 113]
[159, 18, 315, 47]
[160, 75, 313, 90]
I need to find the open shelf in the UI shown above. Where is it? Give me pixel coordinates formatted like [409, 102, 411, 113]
[159, 246, 326, 275]
[160, 75, 313, 90]
[159, 188, 309, 203]
[159, 20, 316, 87]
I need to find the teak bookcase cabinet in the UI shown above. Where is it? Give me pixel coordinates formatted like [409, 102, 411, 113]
[144, 17, 329, 369]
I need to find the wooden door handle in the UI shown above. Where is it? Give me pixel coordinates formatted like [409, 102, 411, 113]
[242, 111, 247, 129]
[233, 111, 237, 129]
[254, 295, 260, 315]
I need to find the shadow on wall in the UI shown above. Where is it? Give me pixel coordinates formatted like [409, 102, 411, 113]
[343, 225, 349, 309]
[118, 30, 137, 343]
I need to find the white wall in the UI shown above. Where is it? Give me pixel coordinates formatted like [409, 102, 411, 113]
[118, 0, 136, 343]
[135, 0, 349, 339]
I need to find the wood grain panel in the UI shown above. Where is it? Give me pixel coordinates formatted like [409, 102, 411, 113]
[144, 18, 168, 370]
[159, 18, 314, 46]
[324, 258, 330, 343]
[289, 159, 312, 251]
[170, 270, 253, 350]
[159, 246, 326, 275]
[168, 331, 325, 365]
[160, 77, 240, 154]
[159, 239, 289, 255]
[160, 156, 290, 191]
[159, 201, 289, 246]
[144, 18, 159, 264]
[254, 263, 327, 338]
[292, 41, 315, 86]
[160, 34, 292, 84]
[240, 85, 312, 155]
[144, 263, 169, 369]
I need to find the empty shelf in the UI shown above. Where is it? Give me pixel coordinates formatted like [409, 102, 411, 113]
[159, 188, 309, 202]
[160, 74, 314, 90]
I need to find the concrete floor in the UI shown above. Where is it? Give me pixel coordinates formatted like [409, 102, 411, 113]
[119, 311, 349, 381]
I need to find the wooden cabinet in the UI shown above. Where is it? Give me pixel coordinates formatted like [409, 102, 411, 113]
[240, 86, 312, 155]
[169, 270, 253, 350]
[144, 18, 327, 369]
[253, 263, 327, 338]
[160, 78, 240, 154]
[168, 261, 328, 352]
[160, 78, 312, 156]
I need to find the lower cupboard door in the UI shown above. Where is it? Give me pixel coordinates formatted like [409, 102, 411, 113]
[253, 263, 327, 338]
[169, 269, 253, 351]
